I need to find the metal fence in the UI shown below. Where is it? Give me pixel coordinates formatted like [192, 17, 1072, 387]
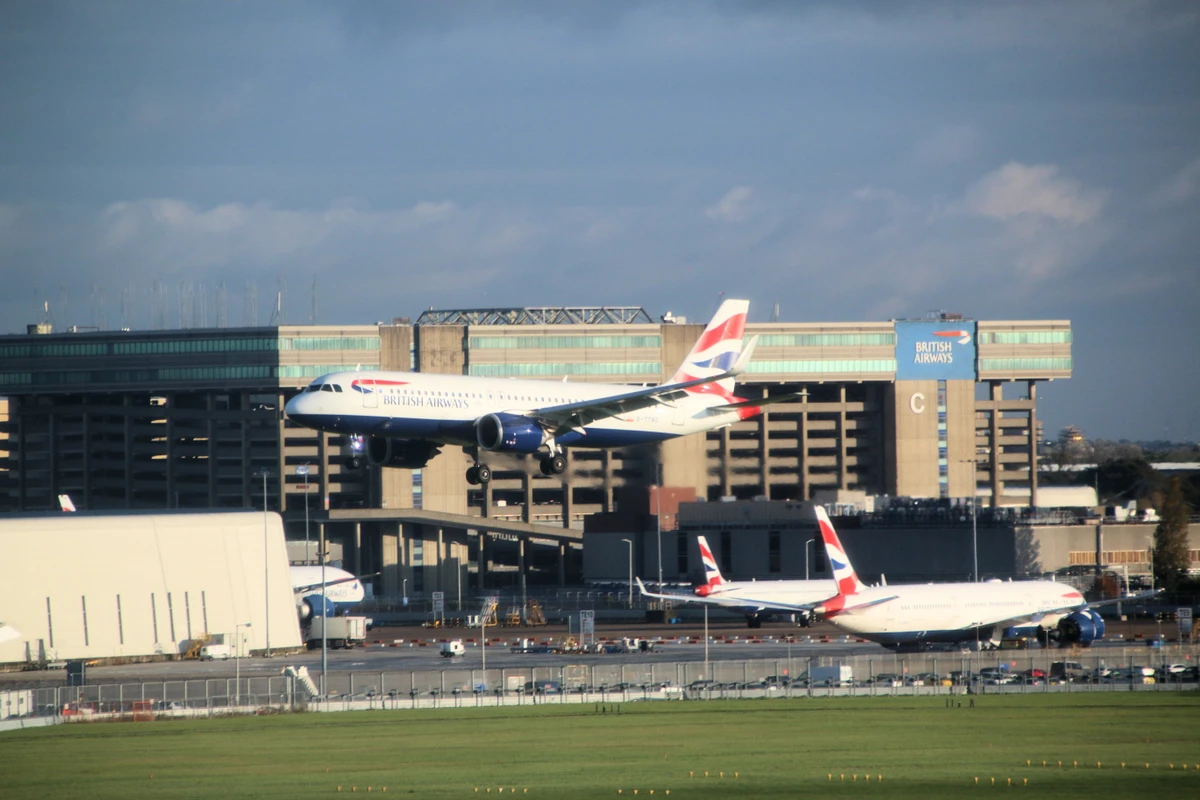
[4, 645, 1196, 727]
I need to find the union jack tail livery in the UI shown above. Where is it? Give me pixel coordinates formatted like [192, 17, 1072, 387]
[694, 535, 727, 596]
[816, 506, 865, 596]
[669, 299, 750, 397]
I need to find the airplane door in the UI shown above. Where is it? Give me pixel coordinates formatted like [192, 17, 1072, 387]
[671, 403, 687, 427]
[362, 379, 378, 409]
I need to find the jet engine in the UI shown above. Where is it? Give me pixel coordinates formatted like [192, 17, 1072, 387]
[366, 437, 441, 469]
[1056, 608, 1106, 646]
[297, 593, 337, 623]
[475, 413, 546, 453]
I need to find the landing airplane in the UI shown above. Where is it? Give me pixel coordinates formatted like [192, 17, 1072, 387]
[637, 535, 836, 628]
[285, 299, 793, 485]
[738, 507, 1156, 651]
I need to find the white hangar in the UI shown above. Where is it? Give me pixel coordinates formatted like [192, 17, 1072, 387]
[0, 511, 301, 666]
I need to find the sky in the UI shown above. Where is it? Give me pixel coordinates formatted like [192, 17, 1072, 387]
[1, 1, 1198, 442]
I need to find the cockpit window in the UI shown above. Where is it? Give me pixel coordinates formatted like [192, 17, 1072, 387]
[332, 384, 343, 393]
[321, 384, 334, 392]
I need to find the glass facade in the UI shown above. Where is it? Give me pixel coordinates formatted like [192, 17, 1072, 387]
[468, 362, 661, 377]
[978, 331, 1071, 345]
[469, 335, 661, 350]
[0, 335, 380, 359]
[0, 364, 378, 387]
[746, 359, 896, 374]
[756, 333, 895, 347]
[979, 357, 1072, 371]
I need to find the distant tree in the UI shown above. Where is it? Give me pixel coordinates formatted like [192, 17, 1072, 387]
[1092, 439, 1143, 463]
[1090, 457, 1160, 505]
[1152, 477, 1192, 592]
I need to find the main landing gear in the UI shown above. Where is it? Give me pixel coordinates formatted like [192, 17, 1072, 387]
[539, 453, 567, 476]
[465, 446, 492, 486]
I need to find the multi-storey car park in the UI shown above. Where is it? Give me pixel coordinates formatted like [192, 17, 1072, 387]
[0, 307, 1072, 594]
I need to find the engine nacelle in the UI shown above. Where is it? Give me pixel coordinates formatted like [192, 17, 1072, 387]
[297, 593, 337, 622]
[1057, 609, 1106, 646]
[366, 436, 441, 469]
[475, 413, 546, 453]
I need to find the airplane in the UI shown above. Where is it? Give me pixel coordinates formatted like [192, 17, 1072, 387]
[289, 566, 369, 622]
[636, 535, 836, 628]
[284, 299, 796, 485]
[731, 507, 1158, 652]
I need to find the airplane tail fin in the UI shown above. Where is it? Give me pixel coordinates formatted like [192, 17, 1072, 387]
[58, 494, 76, 512]
[815, 506, 865, 595]
[667, 298, 749, 396]
[694, 535, 727, 596]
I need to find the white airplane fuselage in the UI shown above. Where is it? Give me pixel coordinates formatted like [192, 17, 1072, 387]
[289, 565, 365, 615]
[285, 369, 747, 448]
[818, 579, 1084, 646]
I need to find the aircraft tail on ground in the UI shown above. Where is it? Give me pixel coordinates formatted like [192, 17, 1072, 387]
[815, 506, 866, 596]
[668, 299, 750, 397]
[694, 535, 727, 596]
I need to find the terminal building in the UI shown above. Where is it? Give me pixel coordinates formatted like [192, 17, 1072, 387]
[0, 307, 1072, 593]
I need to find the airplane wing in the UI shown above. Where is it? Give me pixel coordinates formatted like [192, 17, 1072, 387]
[635, 578, 705, 604]
[994, 589, 1163, 630]
[292, 571, 380, 595]
[529, 340, 757, 434]
[636, 577, 830, 613]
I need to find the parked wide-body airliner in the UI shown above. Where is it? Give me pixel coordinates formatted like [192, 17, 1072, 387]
[741, 508, 1151, 651]
[285, 300, 787, 485]
[290, 566, 365, 621]
[637, 535, 836, 628]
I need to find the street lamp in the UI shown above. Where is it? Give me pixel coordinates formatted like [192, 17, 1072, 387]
[402, 577, 408, 606]
[653, 477, 663, 591]
[804, 537, 815, 581]
[621, 538, 634, 609]
[234, 622, 252, 707]
[255, 468, 273, 656]
[959, 459, 979, 582]
[295, 463, 311, 563]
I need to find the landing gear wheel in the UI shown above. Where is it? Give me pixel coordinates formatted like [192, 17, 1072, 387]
[540, 454, 568, 476]
[476, 464, 492, 483]
[466, 466, 480, 485]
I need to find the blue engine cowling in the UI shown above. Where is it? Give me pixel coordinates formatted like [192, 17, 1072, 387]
[298, 593, 337, 622]
[1057, 609, 1106, 646]
[476, 413, 545, 453]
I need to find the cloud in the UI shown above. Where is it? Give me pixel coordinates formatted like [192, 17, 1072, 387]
[704, 186, 754, 223]
[962, 162, 1106, 225]
[1152, 157, 1200, 206]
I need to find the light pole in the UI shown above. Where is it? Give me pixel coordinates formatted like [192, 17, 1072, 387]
[234, 622, 251, 707]
[319, 522, 327, 698]
[804, 537, 815, 581]
[402, 577, 408, 606]
[959, 459, 979, 582]
[653, 479, 663, 591]
[621, 538, 634, 609]
[256, 468, 272, 656]
[296, 463, 310, 563]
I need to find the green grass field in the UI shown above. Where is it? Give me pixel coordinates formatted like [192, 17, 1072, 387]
[3, 694, 1198, 799]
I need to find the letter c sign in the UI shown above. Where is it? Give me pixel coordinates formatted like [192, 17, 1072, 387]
[909, 392, 926, 414]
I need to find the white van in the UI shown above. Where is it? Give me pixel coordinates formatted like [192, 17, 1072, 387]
[440, 640, 466, 658]
[200, 643, 232, 661]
